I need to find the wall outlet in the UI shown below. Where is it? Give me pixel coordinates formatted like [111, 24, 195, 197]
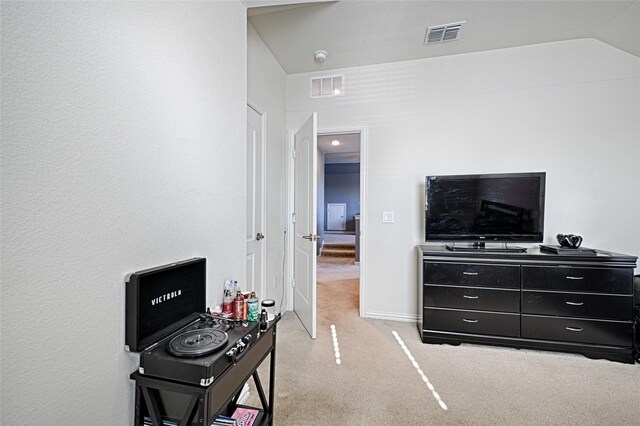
[382, 211, 395, 223]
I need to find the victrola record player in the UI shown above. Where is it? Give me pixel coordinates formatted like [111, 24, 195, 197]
[125, 257, 259, 387]
[126, 257, 279, 426]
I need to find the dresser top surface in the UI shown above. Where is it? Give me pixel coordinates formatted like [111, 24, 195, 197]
[418, 245, 637, 267]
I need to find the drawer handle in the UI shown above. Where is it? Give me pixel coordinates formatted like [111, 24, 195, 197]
[463, 319, 478, 323]
[566, 327, 583, 332]
[463, 295, 479, 299]
[565, 276, 584, 280]
[566, 301, 584, 306]
[463, 272, 478, 276]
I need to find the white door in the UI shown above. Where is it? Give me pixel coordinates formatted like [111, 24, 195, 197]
[246, 104, 265, 296]
[293, 113, 317, 339]
[327, 203, 347, 231]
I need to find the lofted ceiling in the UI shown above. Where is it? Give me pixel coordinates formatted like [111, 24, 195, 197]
[246, 0, 640, 74]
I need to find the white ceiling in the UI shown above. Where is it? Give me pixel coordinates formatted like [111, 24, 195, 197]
[318, 132, 360, 163]
[247, 0, 640, 74]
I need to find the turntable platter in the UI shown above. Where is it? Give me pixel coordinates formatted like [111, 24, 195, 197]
[167, 329, 229, 357]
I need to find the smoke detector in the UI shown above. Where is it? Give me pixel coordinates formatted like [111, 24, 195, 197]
[313, 50, 328, 63]
[424, 21, 465, 44]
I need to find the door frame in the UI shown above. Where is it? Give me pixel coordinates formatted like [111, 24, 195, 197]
[247, 98, 267, 300]
[286, 124, 368, 318]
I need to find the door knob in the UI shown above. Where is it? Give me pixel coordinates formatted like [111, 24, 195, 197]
[256, 233, 264, 241]
[302, 234, 318, 241]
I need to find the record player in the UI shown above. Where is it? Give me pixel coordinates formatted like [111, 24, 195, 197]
[125, 258, 258, 386]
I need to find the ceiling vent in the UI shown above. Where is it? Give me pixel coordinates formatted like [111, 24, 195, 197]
[310, 74, 344, 98]
[424, 21, 465, 44]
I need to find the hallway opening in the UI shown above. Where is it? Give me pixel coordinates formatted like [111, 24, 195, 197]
[317, 131, 361, 320]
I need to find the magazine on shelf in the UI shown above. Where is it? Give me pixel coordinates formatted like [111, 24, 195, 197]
[231, 407, 259, 426]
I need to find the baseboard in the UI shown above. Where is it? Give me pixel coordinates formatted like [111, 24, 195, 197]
[363, 311, 418, 323]
[279, 307, 418, 323]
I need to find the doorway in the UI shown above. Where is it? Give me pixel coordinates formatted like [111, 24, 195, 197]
[317, 131, 362, 321]
[246, 101, 266, 299]
[288, 124, 367, 337]
[326, 203, 347, 231]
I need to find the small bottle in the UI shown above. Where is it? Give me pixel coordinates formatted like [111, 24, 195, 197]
[259, 309, 268, 331]
[222, 290, 233, 314]
[243, 293, 249, 320]
[247, 292, 259, 322]
[233, 289, 244, 320]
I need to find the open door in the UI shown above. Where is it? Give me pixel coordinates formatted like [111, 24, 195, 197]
[293, 113, 317, 339]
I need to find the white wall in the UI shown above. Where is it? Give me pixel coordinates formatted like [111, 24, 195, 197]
[1, 2, 246, 424]
[287, 39, 640, 320]
[247, 23, 289, 310]
[317, 150, 325, 251]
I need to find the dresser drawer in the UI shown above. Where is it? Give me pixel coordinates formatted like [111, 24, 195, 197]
[522, 291, 633, 320]
[521, 315, 632, 347]
[424, 262, 520, 289]
[425, 285, 520, 313]
[522, 266, 632, 294]
[423, 308, 519, 337]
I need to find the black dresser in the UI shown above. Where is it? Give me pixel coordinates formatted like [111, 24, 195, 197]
[417, 245, 637, 363]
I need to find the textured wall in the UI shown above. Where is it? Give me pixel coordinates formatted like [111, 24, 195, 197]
[1, 2, 246, 424]
[287, 39, 640, 320]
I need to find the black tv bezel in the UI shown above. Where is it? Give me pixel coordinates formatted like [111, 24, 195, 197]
[424, 171, 546, 244]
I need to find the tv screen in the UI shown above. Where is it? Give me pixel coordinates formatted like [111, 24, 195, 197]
[425, 172, 545, 243]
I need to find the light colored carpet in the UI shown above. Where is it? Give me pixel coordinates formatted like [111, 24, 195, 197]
[247, 259, 640, 425]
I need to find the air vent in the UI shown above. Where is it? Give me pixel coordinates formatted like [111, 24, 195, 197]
[424, 21, 465, 44]
[310, 74, 344, 98]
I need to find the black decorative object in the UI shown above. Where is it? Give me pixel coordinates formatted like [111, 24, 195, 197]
[557, 233, 583, 248]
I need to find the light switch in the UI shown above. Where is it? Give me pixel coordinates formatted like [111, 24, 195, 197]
[382, 211, 395, 223]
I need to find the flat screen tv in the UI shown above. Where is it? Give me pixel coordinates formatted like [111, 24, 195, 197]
[425, 172, 545, 249]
